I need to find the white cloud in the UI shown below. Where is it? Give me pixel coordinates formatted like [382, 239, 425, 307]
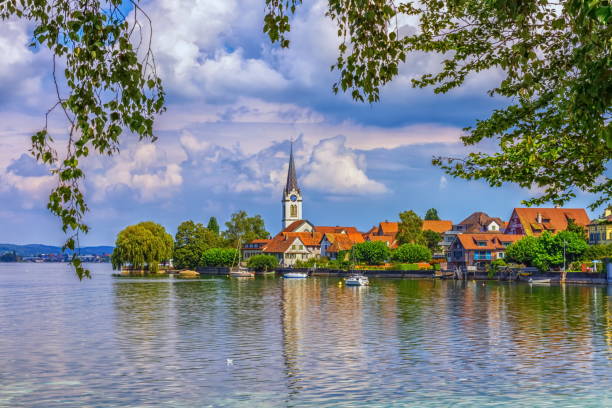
[302, 136, 387, 195]
[439, 175, 448, 190]
[0, 20, 51, 107]
[89, 143, 183, 202]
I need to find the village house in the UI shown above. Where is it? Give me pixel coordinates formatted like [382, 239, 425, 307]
[441, 212, 505, 255]
[241, 239, 271, 260]
[321, 231, 365, 259]
[505, 208, 590, 236]
[587, 208, 612, 245]
[447, 233, 523, 269]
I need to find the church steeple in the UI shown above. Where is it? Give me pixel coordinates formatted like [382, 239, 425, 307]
[282, 139, 303, 228]
[285, 142, 300, 195]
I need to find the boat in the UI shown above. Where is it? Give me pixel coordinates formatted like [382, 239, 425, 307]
[229, 239, 255, 278]
[283, 271, 308, 278]
[229, 267, 255, 278]
[528, 278, 551, 284]
[345, 274, 369, 286]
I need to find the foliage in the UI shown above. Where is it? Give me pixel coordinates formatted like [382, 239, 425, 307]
[173, 221, 221, 270]
[201, 248, 239, 267]
[392, 243, 432, 263]
[397, 210, 425, 245]
[424, 208, 440, 220]
[566, 219, 587, 239]
[223, 211, 269, 248]
[390, 263, 431, 271]
[111, 222, 173, 273]
[422, 229, 442, 252]
[207, 217, 220, 235]
[351, 241, 390, 265]
[505, 231, 589, 271]
[1, 0, 166, 278]
[295, 257, 329, 268]
[247, 254, 279, 271]
[583, 243, 612, 260]
[487, 258, 507, 278]
[505, 236, 541, 266]
[264, 0, 611, 210]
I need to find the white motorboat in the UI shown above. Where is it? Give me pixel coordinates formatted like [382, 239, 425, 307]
[283, 271, 308, 278]
[528, 278, 551, 284]
[345, 274, 369, 286]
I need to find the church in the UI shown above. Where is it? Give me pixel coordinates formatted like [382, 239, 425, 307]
[241, 143, 364, 266]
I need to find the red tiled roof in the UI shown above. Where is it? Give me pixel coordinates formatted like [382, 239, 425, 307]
[512, 208, 590, 236]
[455, 233, 522, 250]
[422, 220, 453, 234]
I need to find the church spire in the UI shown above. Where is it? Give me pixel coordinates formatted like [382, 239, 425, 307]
[285, 140, 300, 194]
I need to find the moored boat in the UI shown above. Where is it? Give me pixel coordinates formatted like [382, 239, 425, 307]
[229, 265, 254, 278]
[529, 278, 551, 284]
[345, 274, 369, 286]
[283, 271, 308, 278]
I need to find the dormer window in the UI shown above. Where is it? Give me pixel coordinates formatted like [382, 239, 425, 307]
[476, 241, 487, 246]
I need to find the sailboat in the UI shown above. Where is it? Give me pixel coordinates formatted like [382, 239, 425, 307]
[229, 238, 255, 278]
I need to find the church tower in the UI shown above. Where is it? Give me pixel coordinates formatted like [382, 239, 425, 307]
[282, 142, 302, 228]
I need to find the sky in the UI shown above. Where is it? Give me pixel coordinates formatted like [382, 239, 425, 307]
[0, 0, 605, 246]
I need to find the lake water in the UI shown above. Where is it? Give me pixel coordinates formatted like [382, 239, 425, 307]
[1, 263, 611, 407]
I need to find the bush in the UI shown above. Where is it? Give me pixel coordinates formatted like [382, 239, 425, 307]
[352, 241, 390, 265]
[201, 248, 239, 267]
[247, 254, 278, 271]
[487, 258, 507, 278]
[583, 243, 612, 261]
[391, 244, 432, 263]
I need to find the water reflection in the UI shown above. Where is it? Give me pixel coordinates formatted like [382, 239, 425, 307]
[1, 264, 612, 407]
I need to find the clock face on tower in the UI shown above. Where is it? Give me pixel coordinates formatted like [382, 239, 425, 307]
[290, 194, 297, 202]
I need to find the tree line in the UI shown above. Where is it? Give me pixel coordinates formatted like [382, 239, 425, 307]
[111, 210, 270, 272]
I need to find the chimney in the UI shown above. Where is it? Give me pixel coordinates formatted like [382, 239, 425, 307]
[536, 212, 542, 224]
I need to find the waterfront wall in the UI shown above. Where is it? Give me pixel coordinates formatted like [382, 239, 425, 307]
[196, 266, 608, 284]
[196, 267, 230, 275]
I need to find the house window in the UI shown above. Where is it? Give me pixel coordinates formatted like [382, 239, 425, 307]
[476, 241, 487, 246]
[498, 252, 505, 259]
[453, 250, 463, 259]
[474, 250, 492, 260]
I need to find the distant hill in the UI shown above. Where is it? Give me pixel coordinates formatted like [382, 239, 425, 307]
[0, 244, 114, 256]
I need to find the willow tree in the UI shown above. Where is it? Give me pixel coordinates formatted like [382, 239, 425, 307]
[111, 221, 173, 273]
[264, 0, 611, 209]
[1, 0, 165, 278]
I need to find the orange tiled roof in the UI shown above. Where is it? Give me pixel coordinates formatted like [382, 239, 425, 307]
[512, 208, 590, 236]
[326, 235, 356, 252]
[379, 222, 399, 235]
[282, 231, 323, 246]
[262, 236, 297, 253]
[422, 220, 453, 234]
[250, 239, 271, 244]
[314, 226, 360, 234]
[455, 233, 523, 250]
[368, 235, 398, 248]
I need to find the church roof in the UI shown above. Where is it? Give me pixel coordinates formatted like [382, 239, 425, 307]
[285, 143, 300, 195]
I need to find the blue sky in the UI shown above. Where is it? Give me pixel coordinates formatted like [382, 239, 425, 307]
[0, 0, 605, 245]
